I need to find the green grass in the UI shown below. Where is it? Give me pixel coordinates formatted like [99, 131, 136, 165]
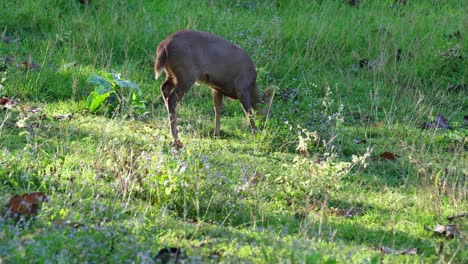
[1, 0, 467, 263]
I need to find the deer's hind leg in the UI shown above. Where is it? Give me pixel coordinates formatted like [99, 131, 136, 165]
[161, 74, 195, 143]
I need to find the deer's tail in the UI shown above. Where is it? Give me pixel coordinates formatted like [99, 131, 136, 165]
[154, 45, 167, 80]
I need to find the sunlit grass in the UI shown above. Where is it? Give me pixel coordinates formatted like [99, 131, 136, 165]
[0, 0, 466, 262]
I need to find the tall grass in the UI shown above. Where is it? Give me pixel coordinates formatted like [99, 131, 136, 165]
[0, 0, 466, 262]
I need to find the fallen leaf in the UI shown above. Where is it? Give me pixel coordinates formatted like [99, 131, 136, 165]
[359, 58, 368, 68]
[171, 140, 184, 149]
[236, 173, 264, 192]
[54, 113, 73, 120]
[367, 58, 384, 69]
[0, 35, 19, 44]
[260, 86, 275, 116]
[421, 114, 453, 130]
[0, 55, 15, 71]
[378, 152, 398, 160]
[399, 248, 418, 255]
[0, 97, 9, 105]
[1, 97, 19, 110]
[18, 61, 41, 71]
[371, 121, 384, 128]
[447, 213, 468, 222]
[210, 250, 224, 260]
[5, 55, 15, 64]
[424, 224, 459, 239]
[5, 192, 48, 220]
[354, 138, 367, 144]
[185, 219, 199, 226]
[155, 247, 186, 264]
[1, 35, 11, 44]
[329, 207, 362, 218]
[396, 48, 402, 62]
[434, 114, 452, 129]
[262, 87, 275, 103]
[248, 173, 262, 185]
[297, 148, 309, 158]
[445, 30, 462, 40]
[440, 44, 463, 60]
[62, 62, 78, 70]
[379, 247, 397, 254]
[379, 246, 417, 255]
[30, 107, 42, 113]
[54, 220, 85, 228]
[447, 84, 467, 92]
[280, 88, 299, 101]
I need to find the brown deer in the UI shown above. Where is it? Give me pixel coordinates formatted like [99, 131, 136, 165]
[155, 30, 260, 146]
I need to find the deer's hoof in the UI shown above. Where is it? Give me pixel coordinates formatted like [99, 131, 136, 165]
[170, 140, 184, 149]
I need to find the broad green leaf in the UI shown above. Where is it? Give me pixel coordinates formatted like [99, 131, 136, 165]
[87, 75, 112, 90]
[86, 91, 110, 112]
[86, 91, 98, 108]
[115, 79, 141, 94]
[96, 85, 111, 94]
[132, 100, 146, 110]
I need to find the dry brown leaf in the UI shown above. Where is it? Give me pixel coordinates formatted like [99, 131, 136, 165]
[371, 121, 384, 128]
[236, 173, 263, 192]
[422, 114, 453, 130]
[424, 224, 459, 239]
[329, 207, 362, 218]
[62, 62, 78, 70]
[1, 35, 19, 44]
[378, 152, 398, 161]
[0, 97, 9, 105]
[434, 114, 452, 129]
[260, 87, 275, 116]
[54, 113, 73, 120]
[210, 250, 224, 260]
[447, 213, 468, 222]
[447, 84, 467, 92]
[18, 61, 41, 71]
[5, 192, 48, 219]
[54, 220, 85, 228]
[379, 246, 417, 255]
[280, 88, 299, 101]
[184, 219, 199, 226]
[156, 247, 186, 264]
[1, 97, 19, 110]
[248, 173, 262, 185]
[30, 107, 42, 113]
[354, 138, 367, 144]
[170, 140, 184, 149]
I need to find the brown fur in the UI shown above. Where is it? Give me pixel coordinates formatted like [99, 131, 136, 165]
[155, 30, 260, 144]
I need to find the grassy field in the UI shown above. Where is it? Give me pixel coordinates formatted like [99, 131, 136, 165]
[1, 0, 467, 263]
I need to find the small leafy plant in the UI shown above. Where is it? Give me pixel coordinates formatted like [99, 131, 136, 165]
[86, 71, 146, 115]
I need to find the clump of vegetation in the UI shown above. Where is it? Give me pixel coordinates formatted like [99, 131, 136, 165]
[86, 71, 146, 116]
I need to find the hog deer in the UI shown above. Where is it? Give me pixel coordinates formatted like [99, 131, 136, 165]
[154, 30, 260, 146]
